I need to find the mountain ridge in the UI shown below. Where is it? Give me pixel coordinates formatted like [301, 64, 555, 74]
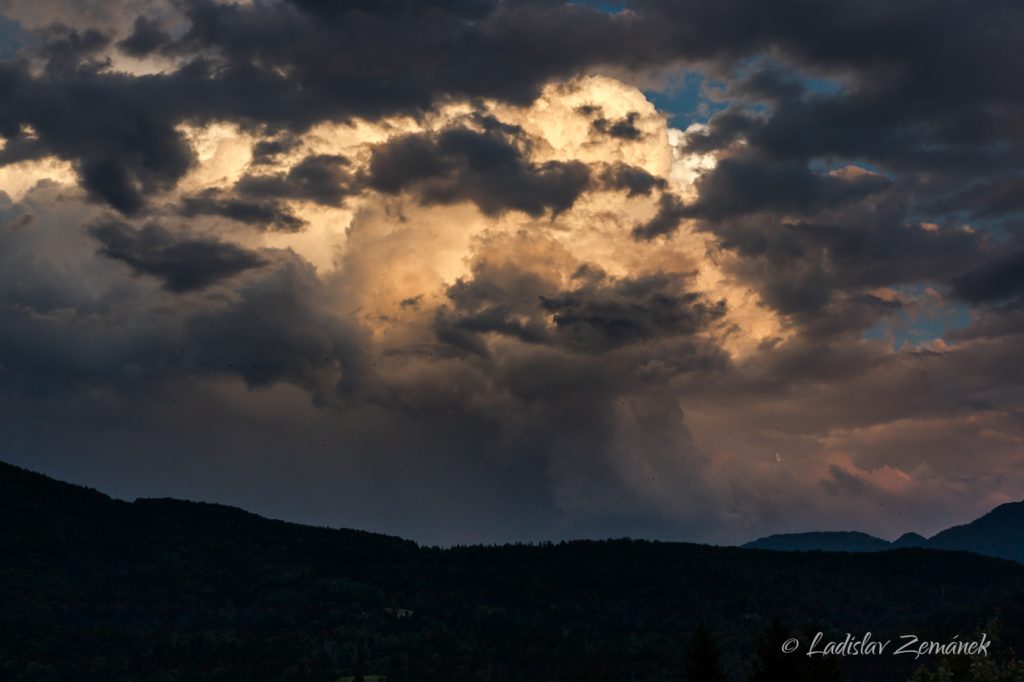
[6, 459, 1021, 562]
[743, 500, 1024, 563]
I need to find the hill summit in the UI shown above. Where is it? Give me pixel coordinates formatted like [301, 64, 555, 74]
[743, 501, 1024, 563]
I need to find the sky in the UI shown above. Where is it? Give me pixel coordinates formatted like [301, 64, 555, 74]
[1, 0, 1024, 546]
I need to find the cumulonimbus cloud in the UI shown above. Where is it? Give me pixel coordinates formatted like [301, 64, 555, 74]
[1, 0, 1024, 544]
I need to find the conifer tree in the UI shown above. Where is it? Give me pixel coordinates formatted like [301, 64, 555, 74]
[682, 623, 727, 682]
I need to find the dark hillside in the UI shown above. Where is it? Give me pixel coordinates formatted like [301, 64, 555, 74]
[3, 461, 1024, 681]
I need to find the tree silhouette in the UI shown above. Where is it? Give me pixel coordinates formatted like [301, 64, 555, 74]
[748, 619, 843, 682]
[805, 644, 843, 682]
[802, 625, 843, 682]
[748, 619, 803, 682]
[682, 623, 727, 682]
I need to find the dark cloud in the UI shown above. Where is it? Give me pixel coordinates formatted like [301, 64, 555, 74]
[0, 200, 364, 403]
[162, 0, 631, 123]
[181, 257, 367, 398]
[952, 249, 1024, 304]
[88, 219, 267, 292]
[180, 190, 307, 232]
[250, 135, 302, 165]
[367, 127, 591, 217]
[38, 25, 111, 72]
[437, 257, 725, 355]
[434, 253, 557, 356]
[236, 154, 355, 207]
[821, 464, 869, 498]
[621, 136, 987, 330]
[434, 305, 547, 357]
[930, 176, 1024, 220]
[539, 272, 727, 352]
[731, 65, 807, 103]
[685, 155, 890, 221]
[116, 15, 170, 57]
[708, 204, 981, 323]
[179, 151, 347, 231]
[681, 109, 758, 153]
[599, 163, 666, 197]
[580, 107, 644, 141]
[690, 63, 1024, 218]
[0, 60, 195, 213]
[4, 0, 1024, 219]
[632, 193, 687, 240]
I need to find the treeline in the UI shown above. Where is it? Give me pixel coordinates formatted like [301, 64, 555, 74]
[680, 616, 1024, 682]
[5, 461, 1024, 681]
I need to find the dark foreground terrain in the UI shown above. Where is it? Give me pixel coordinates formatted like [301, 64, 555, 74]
[3, 460, 1024, 681]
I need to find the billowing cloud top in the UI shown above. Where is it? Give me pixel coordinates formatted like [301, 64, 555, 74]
[2, 0, 1024, 544]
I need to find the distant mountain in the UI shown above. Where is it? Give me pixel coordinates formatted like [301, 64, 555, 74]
[744, 531, 891, 552]
[743, 501, 1024, 562]
[928, 501, 1024, 563]
[891, 532, 930, 548]
[5, 459, 1024, 681]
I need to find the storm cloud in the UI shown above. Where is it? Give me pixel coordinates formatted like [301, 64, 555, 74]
[2, 0, 1024, 545]
[366, 126, 592, 217]
[89, 219, 268, 291]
